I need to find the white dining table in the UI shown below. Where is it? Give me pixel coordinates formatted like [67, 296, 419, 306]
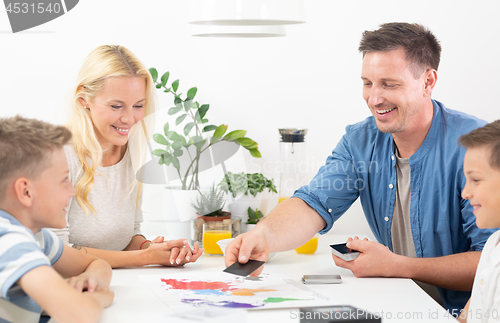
[91, 233, 459, 323]
[87, 235, 456, 323]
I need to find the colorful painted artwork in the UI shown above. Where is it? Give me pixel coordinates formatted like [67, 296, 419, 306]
[138, 272, 335, 312]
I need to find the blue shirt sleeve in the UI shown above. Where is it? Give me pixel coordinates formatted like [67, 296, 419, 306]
[0, 231, 51, 300]
[294, 129, 360, 234]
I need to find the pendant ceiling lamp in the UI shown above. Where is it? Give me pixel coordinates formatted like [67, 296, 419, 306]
[189, 0, 304, 38]
[191, 25, 286, 38]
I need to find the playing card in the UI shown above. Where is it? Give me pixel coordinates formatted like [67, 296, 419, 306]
[223, 260, 265, 276]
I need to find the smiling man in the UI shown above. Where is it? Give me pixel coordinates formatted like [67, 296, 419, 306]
[225, 22, 496, 315]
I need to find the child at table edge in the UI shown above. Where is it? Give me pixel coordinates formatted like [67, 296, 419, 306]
[458, 120, 500, 323]
[0, 116, 114, 323]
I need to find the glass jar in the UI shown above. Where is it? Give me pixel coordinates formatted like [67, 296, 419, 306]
[190, 215, 241, 246]
[278, 128, 308, 204]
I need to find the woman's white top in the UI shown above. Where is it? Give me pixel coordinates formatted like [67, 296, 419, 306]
[52, 145, 143, 251]
[468, 229, 500, 322]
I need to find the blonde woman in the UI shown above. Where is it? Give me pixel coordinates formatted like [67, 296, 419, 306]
[53, 45, 202, 268]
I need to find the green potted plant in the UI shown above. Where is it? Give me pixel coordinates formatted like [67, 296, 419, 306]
[219, 172, 277, 225]
[245, 207, 264, 231]
[149, 68, 261, 191]
[147, 69, 262, 241]
[219, 172, 277, 198]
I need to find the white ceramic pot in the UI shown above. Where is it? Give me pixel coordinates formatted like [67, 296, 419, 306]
[245, 224, 256, 232]
[144, 219, 192, 242]
[162, 187, 209, 242]
[227, 191, 269, 224]
[163, 187, 207, 222]
[165, 220, 192, 241]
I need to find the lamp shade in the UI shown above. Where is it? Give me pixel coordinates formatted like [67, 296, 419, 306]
[189, 0, 305, 26]
[191, 25, 286, 37]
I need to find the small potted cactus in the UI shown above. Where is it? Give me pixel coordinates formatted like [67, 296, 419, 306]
[190, 184, 241, 244]
[191, 184, 231, 221]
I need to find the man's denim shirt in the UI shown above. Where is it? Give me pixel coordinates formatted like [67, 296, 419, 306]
[294, 100, 497, 313]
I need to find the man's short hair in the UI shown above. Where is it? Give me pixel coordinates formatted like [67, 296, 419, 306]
[0, 116, 72, 199]
[359, 22, 442, 78]
[458, 120, 500, 170]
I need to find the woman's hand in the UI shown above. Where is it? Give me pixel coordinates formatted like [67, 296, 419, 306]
[151, 236, 164, 244]
[168, 241, 203, 266]
[145, 239, 203, 266]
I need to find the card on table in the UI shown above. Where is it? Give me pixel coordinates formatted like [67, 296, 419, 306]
[223, 260, 265, 276]
[301, 274, 342, 284]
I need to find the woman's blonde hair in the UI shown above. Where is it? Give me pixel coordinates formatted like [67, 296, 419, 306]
[68, 45, 156, 214]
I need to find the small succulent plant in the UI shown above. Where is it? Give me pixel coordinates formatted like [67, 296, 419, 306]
[191, 184, 227, 217]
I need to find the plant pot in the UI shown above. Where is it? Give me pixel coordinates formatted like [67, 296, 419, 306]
[245, 223, 256, 232]
[197, 211, 232, 222]
[165, 219, 192, 241]
[144, 218, 193, 242]
[161, 187, 204, 242]
[163, 187, 207, 222]
[227, 191, 269, 224]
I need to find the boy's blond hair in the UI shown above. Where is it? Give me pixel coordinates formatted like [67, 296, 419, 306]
[458, 119, 500, 170]
[0, 116, 72, 201]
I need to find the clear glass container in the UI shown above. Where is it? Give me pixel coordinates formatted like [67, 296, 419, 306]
[278, 128, 308, 204]
[190, 216, 241, 247]
[203, 222, 231, 256]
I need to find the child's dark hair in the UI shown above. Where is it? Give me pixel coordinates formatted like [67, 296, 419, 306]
[458, 120, 500, 170]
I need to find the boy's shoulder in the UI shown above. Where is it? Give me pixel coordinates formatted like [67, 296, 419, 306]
[0, 211, 64, 323]
[0, 210, 63, 262]
[0, 210, 36, 241]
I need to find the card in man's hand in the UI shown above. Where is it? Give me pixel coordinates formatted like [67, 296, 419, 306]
[223, 260, 265, 276]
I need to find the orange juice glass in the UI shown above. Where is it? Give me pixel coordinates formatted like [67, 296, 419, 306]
[295, 234, 319, 254]
[278, 196, 290, 204]
[203, 223, 231, 256]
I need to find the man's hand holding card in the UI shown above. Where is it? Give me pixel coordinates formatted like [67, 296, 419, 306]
[224, 230, 270, 277]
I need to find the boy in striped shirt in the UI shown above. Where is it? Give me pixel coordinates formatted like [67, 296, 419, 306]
[0, 116, 114, 323]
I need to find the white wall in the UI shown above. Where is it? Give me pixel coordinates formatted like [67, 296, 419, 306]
[1, 0, 499, 240]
